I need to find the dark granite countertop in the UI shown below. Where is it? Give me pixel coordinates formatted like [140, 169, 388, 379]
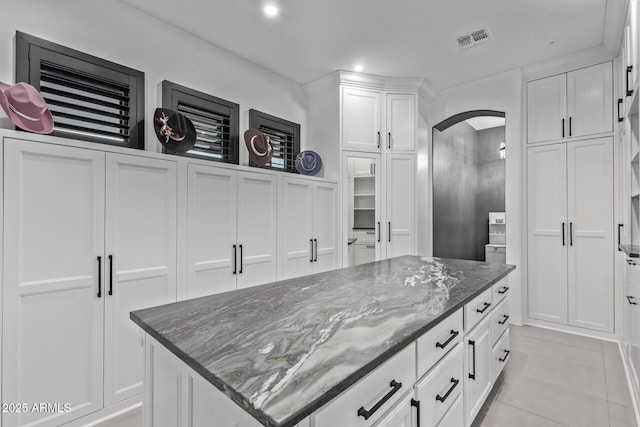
[131, 255, 515, 427]
[620, 244, 640, 258]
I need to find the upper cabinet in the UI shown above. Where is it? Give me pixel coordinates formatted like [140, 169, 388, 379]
[527, 62, 613, 144]
[341, 87, 416, 153]
[342, 87, 382, 151]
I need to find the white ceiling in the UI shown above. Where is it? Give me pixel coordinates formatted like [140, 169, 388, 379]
[466, 116, 506, 131]
[120, 0, 625, 90]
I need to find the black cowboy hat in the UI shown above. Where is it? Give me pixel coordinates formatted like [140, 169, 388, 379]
[153, 108, 196, 154]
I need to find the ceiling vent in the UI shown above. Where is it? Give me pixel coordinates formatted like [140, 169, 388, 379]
[457, 28, 491, 50]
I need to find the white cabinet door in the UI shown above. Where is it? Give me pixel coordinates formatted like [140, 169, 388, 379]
[464, 316, 492, 426]
[237, 171, 278, 289]
[567, 62, 613, 138]
[104, 154, 178, 406]
[282, 177, 314, 279]
[312, 181, 339, 273]
[527, 144, 569, 324]
[527, 73, 567, 143]
[2, 140, 105, 426]
[385, 154, 415, 258]
[626, 260, 640, 396]
[186, 165, 238, 299]
[567, 138, 614, 332]
[342, 87, 382, 151]
[373, 393, 416, 427]
[386, 93, 416, 152]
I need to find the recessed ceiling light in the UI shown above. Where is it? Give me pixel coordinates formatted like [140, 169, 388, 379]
[353, 65, 364, 72]
[264, 4, 279, 17]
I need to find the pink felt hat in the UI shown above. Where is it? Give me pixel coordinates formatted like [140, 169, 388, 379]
[0, 82, 54, 134]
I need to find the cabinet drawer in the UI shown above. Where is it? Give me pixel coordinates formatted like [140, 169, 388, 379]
[414, 344, 463, 427]
[353, 229, 377, 243]
[491, 297, 510, 346]
[313, 344, 416, 426]
[492, 278, 510, 306]
[437, 394, 463, 427]
[416, 309, 463, 378]
[492, 329, 511, 383]
[464, 288, 493, 332]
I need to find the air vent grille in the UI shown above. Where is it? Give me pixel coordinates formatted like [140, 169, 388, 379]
[457, 28, 491, 50]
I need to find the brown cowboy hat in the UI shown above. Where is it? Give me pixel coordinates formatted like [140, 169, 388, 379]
[244, 129, 273, 166]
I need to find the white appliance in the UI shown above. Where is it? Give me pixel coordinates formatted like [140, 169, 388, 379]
[485, 212, 506, 263]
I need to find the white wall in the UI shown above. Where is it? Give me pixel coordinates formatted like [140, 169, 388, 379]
[0, 0, 307, 163]
[427, 69, 525, 325]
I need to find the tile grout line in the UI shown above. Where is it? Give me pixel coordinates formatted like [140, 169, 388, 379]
[511, 329, 606, 354]
[497, 401, 570, 426]
[602, 351, 613, 427]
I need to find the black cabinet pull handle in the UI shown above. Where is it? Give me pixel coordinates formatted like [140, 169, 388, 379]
[97, 256, 102, 298]
[410, 399, 421, 427]
[569, 116, 572, 137]
[569, 222, 573, 246]
[232, 245, 237, 274]
[498, 314, 510, 325]
[388, 132, 391, 149]
[618, 99, 624, 122]
[388, 222, 391, 243]
[618, 224, 623, 251]
[377, 222, 381, 242]
[239, 244, 243, 274]
[628, 296, 638, 305]
[377, 131, 381, 149]
[562, 118, 565, 138]
[562, 222, 565, 246]
[356, 380, 402, 420]
[435, 329, 459, 349]
[628, 259, 638, 266]
[469, 340, 476, 380]
[627, 66, 634, 97]
[476, 302, 491, 314]
[435, 378, 460, 403]
[310, 239, 314, 262]
[498, 286, 509, 294]
[499, 349, 511, 363]
[314, 239, 318, 262]
[108, 254, 113, 296]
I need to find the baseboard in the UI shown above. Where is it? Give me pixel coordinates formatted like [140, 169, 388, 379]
[524, 318, 618, 341]
[62, 397, 142, 427]
[617, 342, 640, 426]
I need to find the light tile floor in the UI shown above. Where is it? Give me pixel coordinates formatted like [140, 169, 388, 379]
[472, 325, 639, 427]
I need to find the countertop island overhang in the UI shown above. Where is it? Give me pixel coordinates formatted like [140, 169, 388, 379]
[131, 255, 516, 427]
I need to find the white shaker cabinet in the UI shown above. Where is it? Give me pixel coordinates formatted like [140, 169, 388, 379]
[626, 258, 640, 397]
[2, 139, 178, 426]
[527, 62, 613, 144]
[185, 165, 278, 297]
[341, 86, 416, 153]
[373, 393, 417, 427]
[103, 153, 178, 406]
[385, 154, 416, 258]
[527, 143, 569, 324]
[186, 165, 238, 299]
[342, 87, 382, 151]
[567, 63, 614, 139]
[527, 137, 614, 332]
[236, 171, 278, 289]
[281, 177, 339, 278]
[527, 73, 567, 144]
[464, 315, 492, 426]
[385, 93, 416, 152]
[3, 140, 106, 426]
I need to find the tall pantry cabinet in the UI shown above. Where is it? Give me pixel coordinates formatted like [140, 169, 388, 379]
[305, 71, 423, 264]
[526, 61, 615, 333]
[2, 138, 178, 426]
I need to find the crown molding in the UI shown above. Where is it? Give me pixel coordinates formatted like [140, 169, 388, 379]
[522, 46, 617, 81]
[303, 70, 435, 98]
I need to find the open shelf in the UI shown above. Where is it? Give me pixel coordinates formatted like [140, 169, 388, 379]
[354, 193, 375, 197]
